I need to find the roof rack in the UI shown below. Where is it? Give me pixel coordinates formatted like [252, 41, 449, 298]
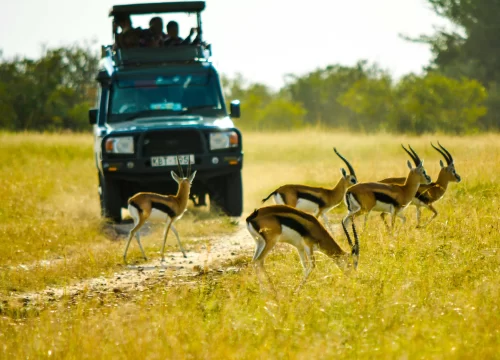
[100, 44, 212, 75]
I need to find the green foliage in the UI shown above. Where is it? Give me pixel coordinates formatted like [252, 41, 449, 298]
[406, 0, 500, 130]
[0, 41, 99, 132]
[0, 27, 497, 134]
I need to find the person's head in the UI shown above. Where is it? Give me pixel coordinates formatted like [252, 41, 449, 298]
[149, 16, 163, 35]
[166, 21, 179, 37]
[115, 14, 132, 29]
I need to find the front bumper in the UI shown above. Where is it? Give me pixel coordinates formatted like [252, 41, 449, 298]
[100, 152, 243, 182]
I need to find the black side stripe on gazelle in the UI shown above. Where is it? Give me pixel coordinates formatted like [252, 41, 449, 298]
[275, 215, 310, 237]
[129, 201, 143, 214]
[151, 201, 176, 218]
[278, 192, 287, 204]
[373, 192, 400, 207]
[345, 191, 361, 211]
[296, 191, 326, 208]
[415, 191, 431, 204]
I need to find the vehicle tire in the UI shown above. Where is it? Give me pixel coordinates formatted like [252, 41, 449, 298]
[210, 171, 243, 217]
[99, 173, 122, 223]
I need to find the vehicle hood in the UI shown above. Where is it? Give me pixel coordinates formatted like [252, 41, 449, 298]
[105, 115, 235, 132]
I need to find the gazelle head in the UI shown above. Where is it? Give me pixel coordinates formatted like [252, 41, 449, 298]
[171, 155, 197, 187]
[431, 141, 461, 183]
[402, 144, 432, 185]
[334, 147, 357, 186]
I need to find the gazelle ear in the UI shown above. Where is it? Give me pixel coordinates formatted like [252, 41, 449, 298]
[188, 170, 197, 184]
[171, 171, 181, 184]
[340, 168, 347, 178]
[440, 160, 444, 168]
[407, 160, 412, 169]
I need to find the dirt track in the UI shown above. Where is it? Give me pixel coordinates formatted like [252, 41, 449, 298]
[15, 221, 254, 306]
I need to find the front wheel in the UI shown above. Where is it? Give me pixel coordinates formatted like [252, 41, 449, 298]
[98, 174, 123, 223]
[209, 171, 243, 217]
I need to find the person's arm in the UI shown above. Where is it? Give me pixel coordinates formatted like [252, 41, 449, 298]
[181, 28, 197, 45]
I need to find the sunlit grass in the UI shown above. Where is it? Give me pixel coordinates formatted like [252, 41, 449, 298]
[0, 132, 235, 295]
[1, 129, 499, 358]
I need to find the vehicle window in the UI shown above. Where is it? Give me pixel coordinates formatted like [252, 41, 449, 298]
[108, 71, 224, 122]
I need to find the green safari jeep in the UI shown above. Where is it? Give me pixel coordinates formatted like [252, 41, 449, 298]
[89, 1, 243, 223]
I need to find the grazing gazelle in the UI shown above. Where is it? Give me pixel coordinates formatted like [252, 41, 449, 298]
[342, 144, 432, 242]
[123, 157, 197, 264]
[378, 142, 461, 228]
[261, 148, 358, 231]
[246, 204, 359, 292]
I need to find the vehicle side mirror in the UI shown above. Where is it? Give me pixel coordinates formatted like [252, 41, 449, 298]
[89, 108, 98, 125]
[230, 100, 240, 118]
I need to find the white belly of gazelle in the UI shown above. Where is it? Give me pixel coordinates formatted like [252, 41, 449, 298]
[280, 225, 305, 248]
[372, 201, 394, 213]
[296, 198, 320, 215]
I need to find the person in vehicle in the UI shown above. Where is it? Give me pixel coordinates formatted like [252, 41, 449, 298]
[113, 14, 142, 49]
[163, 21, 200, 47]
[141, 16, 168, 48]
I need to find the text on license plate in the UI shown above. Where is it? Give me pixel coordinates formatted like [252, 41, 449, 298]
[151, 154, 195, 167]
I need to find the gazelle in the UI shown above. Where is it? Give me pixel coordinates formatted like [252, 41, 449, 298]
[342, 144, 432, 242]
[123, 157, 197, 264]
[261, 148, 358, 231]
[246, 204, 359, 293]
[378, 142, 461, 228]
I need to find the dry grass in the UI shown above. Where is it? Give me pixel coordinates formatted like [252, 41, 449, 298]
[1, 129, 500, 359]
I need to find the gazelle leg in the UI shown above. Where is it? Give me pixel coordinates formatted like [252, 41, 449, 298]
[342, 215, 355, 249]
[124, 205, 146, 264]
[170, 224, 187, 258]
[294, 245, 314, 294]
[363, 211, 372, 232]
[419, 204, 438, 228]
[160, 218, 173, 262]
[415, 206, 422, 228]
[351, 222, 360, 269]
[380, 212, 391, 232]
[321, 212, 334, 233]
[134, 232, 147, 260]
[252, 233, 278, 296]
[389, 206, 397, 234]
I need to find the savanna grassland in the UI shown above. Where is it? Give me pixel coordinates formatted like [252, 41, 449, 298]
[1, 130, 499, 359]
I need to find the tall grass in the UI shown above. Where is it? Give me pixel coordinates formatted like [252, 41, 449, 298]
[1, 130, 500, 359]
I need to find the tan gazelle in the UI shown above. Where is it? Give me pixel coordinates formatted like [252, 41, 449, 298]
[378, 142, 461, 228]
[246, 204, 359, 293]
[261, 148, 358, 231]
[341, 144, 432, 247]
[123, 157, 196, 264]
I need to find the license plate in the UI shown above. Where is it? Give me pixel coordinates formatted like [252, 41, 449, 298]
[151, 154, 195, 167]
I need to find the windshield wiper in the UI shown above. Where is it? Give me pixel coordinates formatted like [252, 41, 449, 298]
[125, 110, 162, 121]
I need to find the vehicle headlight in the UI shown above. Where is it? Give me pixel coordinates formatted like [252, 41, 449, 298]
[105, 136, 134, 154]
[209, 131, 238, 150]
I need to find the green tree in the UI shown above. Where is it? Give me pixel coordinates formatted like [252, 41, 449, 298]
[405, 0, 500, 129]
[392, 72, 487, 134]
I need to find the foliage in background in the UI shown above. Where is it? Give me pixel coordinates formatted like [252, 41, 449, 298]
[1, 0, 500, 133]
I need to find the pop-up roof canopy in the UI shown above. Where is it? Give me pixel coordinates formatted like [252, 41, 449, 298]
[109, 1, 205, 17]
[109, 2, 206, 41]
[102, 2, 210, 70]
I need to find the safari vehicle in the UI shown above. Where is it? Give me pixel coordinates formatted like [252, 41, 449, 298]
[89, 1, 243, 223]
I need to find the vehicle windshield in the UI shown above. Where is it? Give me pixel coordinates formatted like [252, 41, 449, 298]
[108, 70, 225, 122]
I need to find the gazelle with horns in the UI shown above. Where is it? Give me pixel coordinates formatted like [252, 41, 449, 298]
[378, 142, 461, 228]
[123, 156, 197, 264]
[246, 204, 359, 292]
[261, 148, 358, 231]
[342, 145, 432, 243]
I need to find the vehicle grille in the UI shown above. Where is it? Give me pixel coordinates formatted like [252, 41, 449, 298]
[141, 130, 203, 156]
